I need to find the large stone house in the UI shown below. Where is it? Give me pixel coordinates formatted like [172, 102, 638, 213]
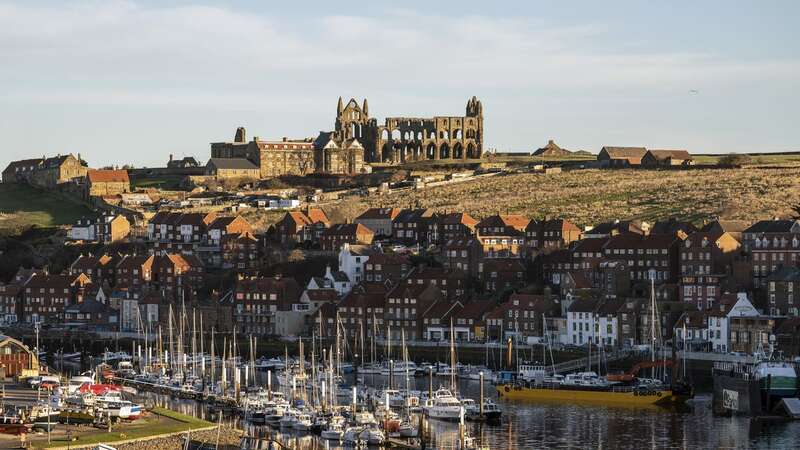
[211, 128, 316, 178]
[2, 154, 87, 187]
[86, 169, 131, 198]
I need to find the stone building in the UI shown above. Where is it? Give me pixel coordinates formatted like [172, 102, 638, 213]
[205, 158, 260, 179]
[210, 128, 316, 178]
[86, 169, 131, 197]
[322, 96, 484, 163]
[2, 153, 87, 187]
[313, 132, 366, 174]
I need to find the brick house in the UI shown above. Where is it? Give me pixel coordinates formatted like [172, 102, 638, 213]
[115, 255, 154, 291]
[0, 284, 22, 325]
[404, 266, 468, 300]
[63, 298, 118, 331]
[439, 212, 478, 242]
[207, 215, 253, 246]
[679, 231, 741, 310]
[21, 273, 92, 324]
[151, 253, 205, 302]
[386, 283, 444, 340]
[475, 214, 529, 258]
[233, 275, 301, 335]
[337, 284, 389, 340]
[442, 236, 481, 278]
[766, 266, 800, 316]
[69, 253, 118, 286]
[86, 169, 131, 198]
[603, 233, 681, 284]
[741, 220, 800, 288]
[222, 231, 260, 271]
[354, 208, 402, 238]
[320, 223, 375, 252]
[148, 212, 217, 244]
[527, 218, 582, 252]
[570, 237, 610, 270]
[392, 208, 435, 244]
[275, 209, 330, 245]
[364, 252, 410, 283]
[486, 294, 559, 342]
[478, 259, 525, 293]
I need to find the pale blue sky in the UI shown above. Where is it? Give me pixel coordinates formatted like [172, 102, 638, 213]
[1, 0, 798, 168]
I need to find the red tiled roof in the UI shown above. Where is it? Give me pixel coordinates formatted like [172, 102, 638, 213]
[87, 169, 129, 184]
[356, 208, 402, 220]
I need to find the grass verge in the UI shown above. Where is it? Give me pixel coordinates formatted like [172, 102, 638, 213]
[39, 407, 213, 448]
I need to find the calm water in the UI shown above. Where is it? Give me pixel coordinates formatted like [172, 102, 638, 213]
[130, 372, 800, 450]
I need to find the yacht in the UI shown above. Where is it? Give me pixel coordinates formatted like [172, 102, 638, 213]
[427, 388, 463, 421]
[380, 360, 418, 375]
[321, 415, 345, 440]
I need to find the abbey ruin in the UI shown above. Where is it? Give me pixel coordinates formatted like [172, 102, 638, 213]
[324, 96, 484, 163]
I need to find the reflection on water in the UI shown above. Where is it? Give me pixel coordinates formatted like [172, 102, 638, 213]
[53, 359, 800, 449]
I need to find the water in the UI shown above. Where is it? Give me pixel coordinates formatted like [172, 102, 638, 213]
[133, 373, 800, 449]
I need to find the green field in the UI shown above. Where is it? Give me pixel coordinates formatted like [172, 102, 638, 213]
[0, 183, 92, 232]
[130, 174, 184, 190]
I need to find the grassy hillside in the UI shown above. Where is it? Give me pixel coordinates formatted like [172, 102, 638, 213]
[0, 183, 92, 233]
[343, 165, 800, 227]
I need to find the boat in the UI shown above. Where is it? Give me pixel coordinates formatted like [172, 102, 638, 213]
[321, 422, 344, 441]
[427, 388, 463, 421]
[293, 413, 313, 431]
[359, 425, 386, 445]
[59, 407, 96, 424]
[712, 344, 798, 415]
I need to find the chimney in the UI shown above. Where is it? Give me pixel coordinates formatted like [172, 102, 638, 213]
[325, 265, 333, 280]
[282, 137, 288, 142]
[548, 140, 554, 145]
[169, 154, 173, 162]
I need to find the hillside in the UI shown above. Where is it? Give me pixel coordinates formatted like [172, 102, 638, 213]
[0, 183, 92, 234]
[344, 165, 800, 227]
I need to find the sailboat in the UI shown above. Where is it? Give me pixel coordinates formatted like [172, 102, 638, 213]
[428, 320, 463, 421]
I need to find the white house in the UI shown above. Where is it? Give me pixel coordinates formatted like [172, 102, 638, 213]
[68, 217, 97, 241]
[676, 292, 759, 352]
[567, 299, 600, 346]
[337, 243, 375, 291]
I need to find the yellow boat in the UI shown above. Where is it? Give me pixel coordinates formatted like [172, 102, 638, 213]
[496, 383, 689, 406]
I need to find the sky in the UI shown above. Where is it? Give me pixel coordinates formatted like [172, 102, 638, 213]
[1, 0, 799, 169]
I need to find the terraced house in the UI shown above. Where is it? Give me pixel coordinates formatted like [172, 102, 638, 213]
[21, 273, 92, 324]
[475, 214, 530, 258]
[233, 275, 301, 335]
[741, 220, 800, 288]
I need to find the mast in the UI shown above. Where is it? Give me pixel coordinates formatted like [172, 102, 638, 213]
[210, 328, 216, 387]
[200, 314, 205, 380]
[336, 312, 341, 377]
[371, 313, 377, 365]
[650, 273, 657, 379]
[359, 319, 365, 369]
[450, 317, 456, 392]
[192, 309, 197, 378]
